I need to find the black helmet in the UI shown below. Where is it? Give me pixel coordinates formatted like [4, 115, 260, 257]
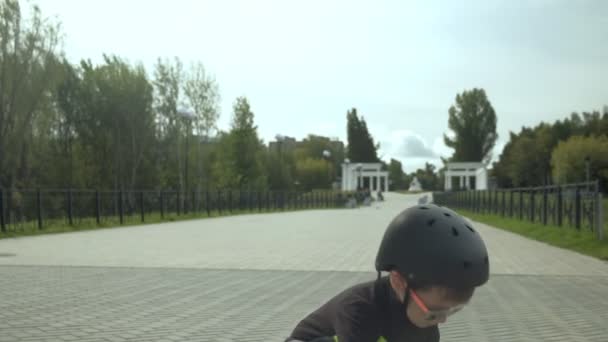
[375, 204, 489, 289]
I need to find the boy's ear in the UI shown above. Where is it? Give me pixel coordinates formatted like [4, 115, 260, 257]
[389, 270, 408, 294]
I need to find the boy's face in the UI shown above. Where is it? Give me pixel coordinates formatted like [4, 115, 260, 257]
[405, 286, 467, 328]
[389, 271, 470, 328]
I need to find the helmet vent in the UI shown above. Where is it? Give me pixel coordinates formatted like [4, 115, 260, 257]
[463, 261, 472, 269]
[427, 219, 436, 226]
[451, 226, 459, 236]
[444, 212, 451, 217]
[419, 206, 429, 210]
[466, 224, 475, 233]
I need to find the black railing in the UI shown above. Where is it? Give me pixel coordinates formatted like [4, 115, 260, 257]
[433, 181, 604, 240]
[0, 188, 362, 234]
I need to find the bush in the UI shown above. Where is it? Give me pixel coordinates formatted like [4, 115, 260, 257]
[551, 135, 608, 191]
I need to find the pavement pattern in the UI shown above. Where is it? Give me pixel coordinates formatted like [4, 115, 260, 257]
[1, 193, 607, 341]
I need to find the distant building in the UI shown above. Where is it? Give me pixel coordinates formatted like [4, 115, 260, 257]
[268, 135, 345, 157]
[341, 162, 389, 192]
[444, 162, 488, 190]
[268, 136, 297, 154]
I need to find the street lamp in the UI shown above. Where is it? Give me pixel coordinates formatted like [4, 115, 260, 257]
[322, 150, 332, 189]
[343, 158, 350, 191]
[178, 108, 196, 212]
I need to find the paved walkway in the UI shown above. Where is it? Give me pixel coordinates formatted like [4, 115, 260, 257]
[0, 193, 607, 341]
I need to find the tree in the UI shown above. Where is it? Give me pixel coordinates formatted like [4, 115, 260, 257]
[388, 159, 406, 190]
[183, 62, 221, 191]
[444, 88, 498, 163]
[551, 135, 608, 191]
[265, 149, 295, 191]
[346, 108, 379, 163]
[492, 106, 608, 188]
[293, 134, 344, 185]
[411, 163, 441, 191]
[153, 57, 184, 189]
[295, 157, 332, 191]
[0, 0, 63, 188]
[183, 62, 220, 139]
[69, 56, 156, 190]
[213, 97, 266, 189]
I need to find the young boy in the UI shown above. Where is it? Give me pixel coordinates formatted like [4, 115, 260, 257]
[286, 204, 490, 342]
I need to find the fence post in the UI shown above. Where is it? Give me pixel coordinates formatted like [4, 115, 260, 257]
[266, 191, 270, 211]
[501, 191, 506, 217]
[37, 188, 43, 230]
[118, 190, 124, 225]
[177, 191, 181, 216]
[0, 189, 5, 232]
[192, 190, 197, 213]
[160, 191, 165, 219]
[557, 187, 563, 227]
[183, 190, 188, 215]
[217, 189, 222, 215]
[575, 187, 582, 230]
[205, 191, 210, 216]
[542, 188, 548, 225]
[140, 191, 145, 223]
[6, 190, 11, 226]
[247, 190, 252, 212]
[486, 190, 490, 214]
[596, 184, 604, 240]
[67, 189, 73, 226]
[96, 190, 101, 225]
[257, 191, 261, 212]
[530, 190, 535, 222]
[519, 190, 524, 220]
[509, 190, 514, 218]
[228, 190, 233, 213]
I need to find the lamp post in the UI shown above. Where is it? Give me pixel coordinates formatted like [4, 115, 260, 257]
[322, 149, 332, 189]
[343, 158, 350, 191]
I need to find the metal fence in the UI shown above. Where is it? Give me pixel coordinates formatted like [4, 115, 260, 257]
[433, 181, 604, 240]
[0, 188, 358, 233]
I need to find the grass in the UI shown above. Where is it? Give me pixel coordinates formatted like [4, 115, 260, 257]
[0, 205, 340, 239]
[457, 201, 608, 261]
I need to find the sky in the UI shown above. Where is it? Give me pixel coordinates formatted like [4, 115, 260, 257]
[30, 0, 608, 172]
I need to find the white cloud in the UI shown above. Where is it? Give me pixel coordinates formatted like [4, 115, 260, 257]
[380, 130, 436, 159]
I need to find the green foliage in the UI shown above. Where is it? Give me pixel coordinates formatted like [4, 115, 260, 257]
[346, 108, 379, 163]
[0, 0, 63, 188]
[265, 151, 295, 191]
[410, 162, 442, 191]
[388, 159, 407, 190]
[295, 158, 332, 191]
[551, 135, 608, 190]
[493, 110, 608, 189]
[444, 88, 498, 163]
[212, 97, 267, 189]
